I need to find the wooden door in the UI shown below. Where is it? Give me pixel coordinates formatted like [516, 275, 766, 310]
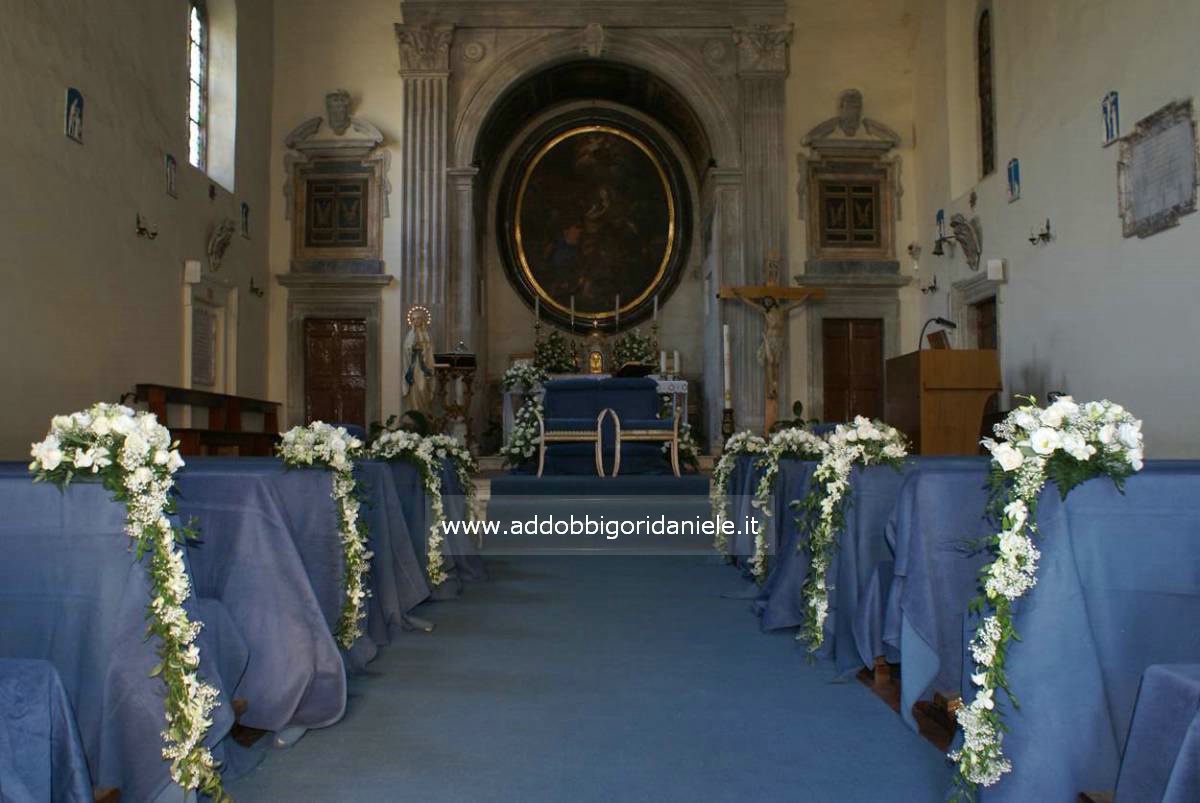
[973, 297, 999, 415]
[304, 318, 367, 427]
[823, 318, 884, 422]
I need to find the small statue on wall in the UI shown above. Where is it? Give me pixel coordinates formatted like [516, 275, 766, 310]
[207, 218, 236, 272]
[403, 305, 436, 415]
[325, 89, 352, 135]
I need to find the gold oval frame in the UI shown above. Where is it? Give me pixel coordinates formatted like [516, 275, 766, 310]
[512, 124, 677, 320]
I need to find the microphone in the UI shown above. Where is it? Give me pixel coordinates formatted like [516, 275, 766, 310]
[918, 316, 958, 351]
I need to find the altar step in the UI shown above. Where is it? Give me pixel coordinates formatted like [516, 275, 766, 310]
[475, 454, 715, 475]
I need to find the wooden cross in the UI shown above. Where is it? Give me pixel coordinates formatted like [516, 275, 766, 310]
[718, 274, 825, 433]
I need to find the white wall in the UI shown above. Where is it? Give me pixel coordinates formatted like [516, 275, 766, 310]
[0, 0, 275, 459]
[911, 0, 1200, 456]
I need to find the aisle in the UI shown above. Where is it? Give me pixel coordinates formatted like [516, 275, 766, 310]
[228, 556, 947, 802]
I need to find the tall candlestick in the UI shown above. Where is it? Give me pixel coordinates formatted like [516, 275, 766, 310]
[614, 294, 620, 330]
[535, 297, 540, 322]
[673, 350, 680, 377]
[659, 350, 667, 375]
[653, 294, 658, 321]
[722, 324, 732, 405]
[570, 296, 575, 329]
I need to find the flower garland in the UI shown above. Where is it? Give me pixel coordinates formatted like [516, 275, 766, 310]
[424, 433, 480, 521]
[613, 328, 655, 366]
[749, 427, 829, 583]
[710, 431, 768, 555]
[952, 396, 1143, 793]
[369, 430, 451, 586]
[794, 417, 906, 648]
[277, 423, 373, 649]
[500, 396, 543, 468]
[28, 405, 228, 801]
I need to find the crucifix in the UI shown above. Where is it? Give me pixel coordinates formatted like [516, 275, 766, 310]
[718, 253, 825, 432]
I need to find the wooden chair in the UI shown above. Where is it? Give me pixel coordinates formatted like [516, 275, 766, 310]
[612, 397, 682, 477]
[535, 408, 617, 478]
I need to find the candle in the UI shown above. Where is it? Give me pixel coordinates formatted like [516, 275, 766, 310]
[614, 294, 620, 330]
[659, 351, 667, 375]
[570, 296, 575, 328]
[722, 324, 732, 406]
[673, 350, 680, 377]
[535, 297, 540, 321]
[653, 294, 658, 321]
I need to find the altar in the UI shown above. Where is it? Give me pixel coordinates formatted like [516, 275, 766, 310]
[501, 374, 688, 446]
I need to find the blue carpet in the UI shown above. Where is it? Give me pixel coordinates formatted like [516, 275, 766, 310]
[227, 556, 948, 802]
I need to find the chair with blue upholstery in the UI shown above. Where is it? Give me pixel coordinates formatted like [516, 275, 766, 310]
[537, 378, 680, 477]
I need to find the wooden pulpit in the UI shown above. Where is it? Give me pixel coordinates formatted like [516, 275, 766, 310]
[884, 350, 1001, 455]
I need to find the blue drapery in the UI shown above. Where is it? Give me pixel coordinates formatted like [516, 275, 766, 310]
[867, 457, 994, 727]
[0, 658, 92, 803]
[975, 461, 1200, 802]
[1115, 664, 1200, 803]
[0, 466, 243, 802]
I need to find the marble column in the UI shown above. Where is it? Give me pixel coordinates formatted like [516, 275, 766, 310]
[394, 23, 454, 346]
[732, 23, 792, 432]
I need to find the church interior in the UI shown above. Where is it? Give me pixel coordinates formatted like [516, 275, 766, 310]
[3, 0, 1200, 801]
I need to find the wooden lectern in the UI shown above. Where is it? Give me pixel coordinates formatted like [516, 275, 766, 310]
[885, 350, 1001, 455]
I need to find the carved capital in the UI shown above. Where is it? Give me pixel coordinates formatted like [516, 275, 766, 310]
[394, 23, 454, 74]
[733, 24, 792, 77]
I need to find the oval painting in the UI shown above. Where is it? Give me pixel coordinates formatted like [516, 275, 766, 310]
[512, 125, 677, 320]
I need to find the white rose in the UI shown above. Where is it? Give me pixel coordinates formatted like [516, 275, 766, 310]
[131, 466, 153, 486]
[1030, 427, 1061, 455]
[1118, 422, 1141, 450]
[110, 414, 135, 435]
[91, 416, 111, 436]
[1013, 411, 1038, 431]
[1127, 448, 1144, 471]
[31, 437, 64, 471]
[1003, 499, 1028, 529]
[51, 415, 72, 430]
[1099, 424, 1116, 445]
[167, 451, 185, 471]
[1039, 407, 1064, 428]
[154, 450, 170, 465]
[991, 442, 1024, 472]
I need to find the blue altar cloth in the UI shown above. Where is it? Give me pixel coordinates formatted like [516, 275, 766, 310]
[868, 457, 994, 728]
[386, 458, 487, 599]
[0, 658, 91, 803]
[725, 454, 765, 564]
[1115, 664, 1200, 803]
[0, 468, 242, 802]
[975, 461, 1200, 802]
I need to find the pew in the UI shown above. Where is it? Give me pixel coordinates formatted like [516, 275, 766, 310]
[135, 384, 281, 456]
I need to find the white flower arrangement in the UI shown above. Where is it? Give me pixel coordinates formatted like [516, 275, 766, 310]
[749, 427, 829, 582]
[500, 362, 547, 392]
[29, 404, 228, 801]
[500, 397, 543, 468]
[710, 431, 768, 555]
[277, 422, 373, 649]
[794, 417, 907, 649]
[613, 328, 655, 366]
[952, 396, 1143, 793]
[369, 429, 457, 586]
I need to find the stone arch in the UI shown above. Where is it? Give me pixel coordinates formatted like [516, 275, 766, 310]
[451, 29, 739, 172]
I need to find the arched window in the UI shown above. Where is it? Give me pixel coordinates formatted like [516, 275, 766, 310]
[977, 9, 996, 177]
[187, 1, 208, 171]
